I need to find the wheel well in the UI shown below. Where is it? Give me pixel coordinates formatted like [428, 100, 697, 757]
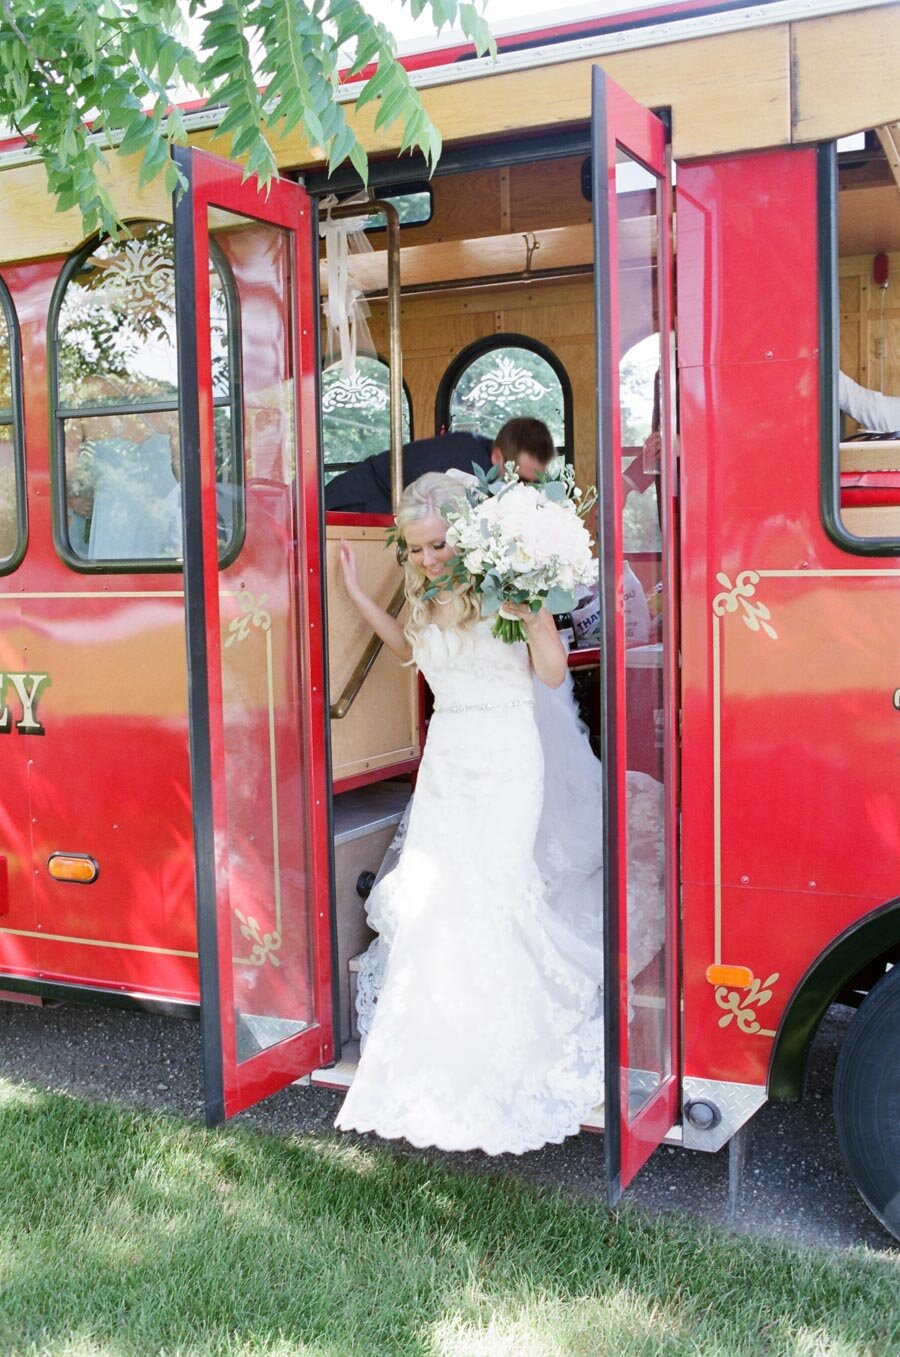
[768, 898, 900, 1103]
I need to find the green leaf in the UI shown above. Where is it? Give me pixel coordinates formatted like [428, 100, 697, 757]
[157, 39, 178, 88]
[399, 107, 431, 157]
[163, 160, 186, 197]
[118, 113, 154, 157]
[348, 138, 369, 186]
[138, 141, 169, 186]
[0, 0, 475, 233]
[346, 28, 384, 77]
[541, 481, 568, 502]
[354, 57, 396, 110]
[459, 3, 496, 57]
[167, 104, 188, 144]
[216, 98, 254, 139]
[326, 119, 356, 171]
[244, 139, 277, 181]
[53, 187, 80, 214]
[373, 82, 412, 134]
[429, 0, 458, 29]
[545, 586, 577, 614]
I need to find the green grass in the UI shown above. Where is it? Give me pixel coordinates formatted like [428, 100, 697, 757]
[0, 1079, 896, 1357]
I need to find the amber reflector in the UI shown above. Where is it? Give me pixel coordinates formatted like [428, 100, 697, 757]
[706, 964, 753, 989]
[48, 854, 98, 884]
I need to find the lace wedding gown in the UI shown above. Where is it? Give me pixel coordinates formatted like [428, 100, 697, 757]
[334, 618, 664, 1155]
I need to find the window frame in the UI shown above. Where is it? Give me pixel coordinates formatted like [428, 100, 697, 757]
[347, 181, 433, 233]
[818, 142, 900, 558]
[435, 333, 574, 461]
[0, 273, 27, 576]
[320, 352, 413, 479]
[48, 221, 245, 574]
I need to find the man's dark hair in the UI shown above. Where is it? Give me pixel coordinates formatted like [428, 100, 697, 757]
[492, 417, 556, 466]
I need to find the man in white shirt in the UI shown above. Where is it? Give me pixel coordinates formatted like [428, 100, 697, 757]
[839, 372, 900, 432]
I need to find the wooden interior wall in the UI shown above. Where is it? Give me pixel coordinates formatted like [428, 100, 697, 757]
[326, 523, 419, 782]
[839, 249, 900, 431]
[366, 275, 598, 491]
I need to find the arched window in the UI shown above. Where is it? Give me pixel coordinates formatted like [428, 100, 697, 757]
[0, 277, 25, 574]
[50, 221, 243, 570]
[436, 335, 571, 456]
[321, 355, 411, 481]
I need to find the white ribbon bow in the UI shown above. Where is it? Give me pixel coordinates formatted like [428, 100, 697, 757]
[319, 192, 375, 375]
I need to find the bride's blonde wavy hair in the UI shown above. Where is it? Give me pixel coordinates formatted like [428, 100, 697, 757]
[396, 472, 481, 641]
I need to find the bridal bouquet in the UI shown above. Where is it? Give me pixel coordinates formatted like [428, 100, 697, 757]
[432, 460, 598, 643]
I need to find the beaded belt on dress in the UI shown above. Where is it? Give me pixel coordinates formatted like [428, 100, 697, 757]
[434, 697, 534, 714]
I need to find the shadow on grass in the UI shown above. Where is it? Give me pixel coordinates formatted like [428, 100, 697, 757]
[0, 1080, 896, 1357]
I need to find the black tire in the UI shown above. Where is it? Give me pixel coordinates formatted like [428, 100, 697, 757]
[833, 964, 900, 1240]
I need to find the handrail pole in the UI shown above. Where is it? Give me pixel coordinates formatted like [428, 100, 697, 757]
[324, 201, 406, 720]
[329, 580, 407, 721]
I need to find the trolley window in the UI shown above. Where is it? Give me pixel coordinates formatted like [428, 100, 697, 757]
[50, 221, 243, 571]
[321, 354, 412, 481]
[0, 278, 25, 574]
[436, 335, 572, 457]
[359, 186, 432, 231]
[822, 133, 900, 554]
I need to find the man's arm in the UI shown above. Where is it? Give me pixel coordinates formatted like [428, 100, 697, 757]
[839, 372, 900, 432]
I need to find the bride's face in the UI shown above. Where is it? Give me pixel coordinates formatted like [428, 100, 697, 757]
[405, 513, 456, 579]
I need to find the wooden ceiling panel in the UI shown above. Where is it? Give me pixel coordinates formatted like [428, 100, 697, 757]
[351, 154, 591, 258]
[839, 184, 900, 255]
[321, 217, 655, 296]
[321, 222, 592, 295]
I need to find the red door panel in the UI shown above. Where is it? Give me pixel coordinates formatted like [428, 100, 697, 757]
[174, 147, 333, 1123]
[592, 67, 681, 1200]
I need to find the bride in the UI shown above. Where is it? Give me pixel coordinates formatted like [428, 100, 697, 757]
[334, 472, 660, 1154]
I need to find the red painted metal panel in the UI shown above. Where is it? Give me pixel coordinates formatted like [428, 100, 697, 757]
[325, 512, 394, 528]
[0, 258, 199, 1004]
[676, 151, 820, 371]
[677, 148, 900, 1087]
[334, 760, 421, 795]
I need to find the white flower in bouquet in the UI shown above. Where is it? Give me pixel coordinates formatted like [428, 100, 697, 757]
[437, 459, 597, 643]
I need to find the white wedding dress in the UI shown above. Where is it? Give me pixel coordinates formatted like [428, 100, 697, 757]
[334, 617, 664, 1155]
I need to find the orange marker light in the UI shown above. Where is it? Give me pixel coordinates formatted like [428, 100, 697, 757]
[706, 964, 753, 989]
[48, 854, 99, 884]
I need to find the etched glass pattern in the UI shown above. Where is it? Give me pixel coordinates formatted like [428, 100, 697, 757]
[448, 346, 565, 445]
[322, 356, 411, 481]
